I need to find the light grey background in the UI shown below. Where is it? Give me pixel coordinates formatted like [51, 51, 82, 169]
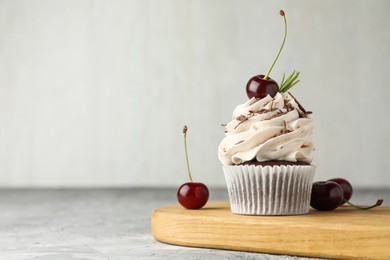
[0, 0, 389, 188]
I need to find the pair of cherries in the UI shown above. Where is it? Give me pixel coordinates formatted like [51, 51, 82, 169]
[310, 178, 383, 211]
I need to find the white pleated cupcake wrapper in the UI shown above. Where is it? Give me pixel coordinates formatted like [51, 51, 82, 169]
[223, 165, 316, 215]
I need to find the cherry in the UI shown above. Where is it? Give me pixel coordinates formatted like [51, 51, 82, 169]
[246, 10, 287, 99]
[177, 182, 209, 210]
[310, 181, 343, 211]
[328, 178, 353, 205]
[246, 75, 279, 99]
[311, 179, 383, 211]
[177, 126, 209, 209]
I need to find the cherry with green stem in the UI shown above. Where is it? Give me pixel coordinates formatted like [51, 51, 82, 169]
[327, 177, 383, 209]
[246, 10, 301, 99]
[177, 125, 209, 209]
[246, 10, 287, 99]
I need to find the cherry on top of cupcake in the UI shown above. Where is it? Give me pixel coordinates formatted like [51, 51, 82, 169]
[246, 10, 300, 100]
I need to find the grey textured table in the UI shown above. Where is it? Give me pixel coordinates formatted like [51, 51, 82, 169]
[0, 188, 388, 259]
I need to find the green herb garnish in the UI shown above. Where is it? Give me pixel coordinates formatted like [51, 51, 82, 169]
[279, 70, 300, 92]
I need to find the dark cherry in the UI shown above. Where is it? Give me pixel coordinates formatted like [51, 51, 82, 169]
[177, 125, 209, 209]
[177, 182, 209, 209]
[246, 75, 279, 99]
[310, 181, 344, 211]
[328, 178, 353, 205]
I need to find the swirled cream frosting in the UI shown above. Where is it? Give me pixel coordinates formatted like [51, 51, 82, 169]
[218, 92, 313, 165]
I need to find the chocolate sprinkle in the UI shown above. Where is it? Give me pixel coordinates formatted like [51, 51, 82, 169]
[288, 92, 307, 114]
[236, 115, 248, 122]
[265, 110, 287, 121]
[272, 128, 291, 138]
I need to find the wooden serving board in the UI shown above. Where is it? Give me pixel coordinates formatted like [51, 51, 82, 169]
[151, 201, 390, 260]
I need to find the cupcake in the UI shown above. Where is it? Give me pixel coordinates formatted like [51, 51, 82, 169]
[218, 10, 315, 215]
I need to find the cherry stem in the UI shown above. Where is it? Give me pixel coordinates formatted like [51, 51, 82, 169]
[183, 125, 193, 182]
[264, 10, 287, 80]
[344, 199, 383, 210]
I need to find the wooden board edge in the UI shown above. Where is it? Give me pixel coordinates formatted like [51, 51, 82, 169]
[151, 205, 390, 260]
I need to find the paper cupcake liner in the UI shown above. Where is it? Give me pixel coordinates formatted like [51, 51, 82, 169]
[223, 164, 316, 215]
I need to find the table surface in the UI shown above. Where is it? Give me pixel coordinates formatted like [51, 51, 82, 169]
[0, 187, 388, 260]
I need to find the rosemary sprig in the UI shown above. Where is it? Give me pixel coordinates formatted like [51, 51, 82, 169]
[279, 70, 300, 92]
